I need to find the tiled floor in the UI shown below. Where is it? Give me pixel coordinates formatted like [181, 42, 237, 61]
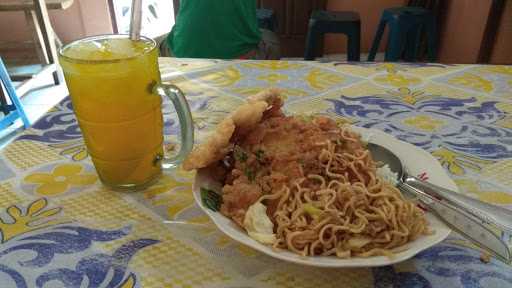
[0, 73, 68, 148]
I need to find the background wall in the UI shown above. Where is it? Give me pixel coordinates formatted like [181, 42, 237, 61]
[0, 0, 510, 64]
[324, 0, 511, 64]
[0, 0, 113, 44]
[436, 0, 491, 63]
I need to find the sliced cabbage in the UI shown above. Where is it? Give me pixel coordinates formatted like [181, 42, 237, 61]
[243, 202, 276, 245]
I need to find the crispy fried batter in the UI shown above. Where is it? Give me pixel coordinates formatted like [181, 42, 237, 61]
[183, 89, 282, 171]
[247, 88, 281, 103]
[231, 101, 268, 137]
[183, 117, 235, 170]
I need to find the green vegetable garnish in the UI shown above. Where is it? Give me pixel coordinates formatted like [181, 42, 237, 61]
[303, 203, 323, 219]
[244, 168, 256, 182]
[200, 187, 222, 211]
[255, 149, 265, 161]
[234, 146, 248, 162]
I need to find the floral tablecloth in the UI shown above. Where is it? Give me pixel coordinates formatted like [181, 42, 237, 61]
[1, 59, 511, 288]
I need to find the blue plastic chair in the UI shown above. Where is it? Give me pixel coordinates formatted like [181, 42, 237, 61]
[0, 57, 31, 130]
[367, 6, 437, 62]
[304, 10, 361, 61]
[256, 8, 277, 32]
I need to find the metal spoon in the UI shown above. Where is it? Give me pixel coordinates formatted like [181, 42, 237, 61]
[368, 143, 512, 263]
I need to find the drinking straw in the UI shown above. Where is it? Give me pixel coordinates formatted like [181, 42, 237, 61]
[129, 0, 142, 40]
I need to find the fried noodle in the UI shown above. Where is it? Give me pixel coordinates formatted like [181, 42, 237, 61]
[217, 114, 429, 258]
[268, 133, 429, 258]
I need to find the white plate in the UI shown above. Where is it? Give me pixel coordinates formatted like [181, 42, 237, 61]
[193, 127, 454, 268]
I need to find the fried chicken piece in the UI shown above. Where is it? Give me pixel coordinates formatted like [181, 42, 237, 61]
[219, 116, 339, 221]
[221, 175, 263, 226]
[239, 116, 335, 181]
[231, 101, 268, 138]
[183, 117, 235, 170]
[253, 89, 285, 120]
[247, 87, 281, 103]
[183, 89, 282, 171]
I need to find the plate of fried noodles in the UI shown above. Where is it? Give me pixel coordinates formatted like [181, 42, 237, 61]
[184, 89, 453, 267]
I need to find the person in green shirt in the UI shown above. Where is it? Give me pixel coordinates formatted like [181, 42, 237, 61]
[163, 0, 279, 59]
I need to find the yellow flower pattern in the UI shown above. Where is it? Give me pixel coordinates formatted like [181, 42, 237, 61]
[257, 73, 289, 84]
[1, 59, 512, 287]
[242, 60, 304, 70]
[432, 147, 494, 175]
[49, 140, 88, 161]
[201, 66, 242, 87]
[24, 163, 97, 196]
[480, 159, 512, 188]
[0, 198, 65, 242]
[403, 115, 446, 132]
[305, 68, 345, 90]
[375, 63, 406, 74]
[455, 179, 512, 205]
[143, 170, 195, 220]
[119, 274, 137, 288]
[215, 234, 259, 257]
[286, 97, 332, 115]
[483, 65, 512, 76]
[496, 102, 512, 113]
[388, 87, 429, 104]
[495, 116, 512, 129]
[373, 73, 422, 87]
[448, 73, 493, 92]
[494, 102, 512, 128]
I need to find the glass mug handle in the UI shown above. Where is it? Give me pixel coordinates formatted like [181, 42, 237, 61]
[153, 83, 194, 169]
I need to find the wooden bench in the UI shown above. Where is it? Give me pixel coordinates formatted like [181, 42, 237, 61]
[0, 0, 72, 91]
[0, 0, 73, 63]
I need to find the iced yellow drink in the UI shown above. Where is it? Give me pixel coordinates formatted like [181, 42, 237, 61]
[59, 35, 164, 189]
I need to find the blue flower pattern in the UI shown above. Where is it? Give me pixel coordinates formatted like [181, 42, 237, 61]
[325, 93, 512, 287]
[373, 240, 512, 288]
[17, 98, 81, 143]
[3, 60, 512, 288]
[327, 96, 512, 159]
[0, 224, 157, 288]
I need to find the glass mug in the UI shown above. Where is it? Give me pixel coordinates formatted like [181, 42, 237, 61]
[59, 34, 193, 190]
